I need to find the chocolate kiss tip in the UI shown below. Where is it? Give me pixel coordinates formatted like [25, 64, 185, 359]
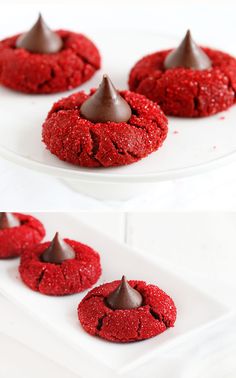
[80, 75, 132, 123]
[41, 232, 75, 264]
[16, 13, 63, 54]
[0, 212, 21, 229]
[106, 275, 143, 310]
[164, 29, 212, 70]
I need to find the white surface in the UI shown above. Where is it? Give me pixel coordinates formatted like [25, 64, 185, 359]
[1, 3, 236, 203]
[0, 332, 77, 378]
[1, 300, 235, 378]
[0, 213, 229, 377]
[126, 212, 236, 297]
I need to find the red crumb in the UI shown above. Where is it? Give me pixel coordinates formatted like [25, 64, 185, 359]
[0, 30, 101, 94]
[129, 48, 236, 118]
[78, 279, 177, 343]
[19, 239, 101, 296]
[42, 90, 168, 168]
[0, 213, 45, 259]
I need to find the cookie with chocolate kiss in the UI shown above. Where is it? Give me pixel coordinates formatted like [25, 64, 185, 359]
[78, 277, 177, 343]
[0, 213, 45, 259]
[0, 14, 101, 93]
[129, 30, 236, 117]
[19, 233, 101, 296]
[42, 75, 168, 168]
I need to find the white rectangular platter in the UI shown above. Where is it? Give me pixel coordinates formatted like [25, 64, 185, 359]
[0, 213, 229, 377]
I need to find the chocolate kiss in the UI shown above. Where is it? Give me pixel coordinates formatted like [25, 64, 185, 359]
[80, 75, 132, 123]
[0, 212, 21, 229]
[16, 13, 63, 54]
[41, 232, 75, 264]
[164, 30, 212, 70]
[106, 276, 143, 310]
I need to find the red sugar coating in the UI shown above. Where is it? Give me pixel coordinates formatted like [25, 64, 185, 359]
[0, 213, 45, 259]
[19, 239, 101, 296]
[0, 30, 101, 94]
[78, 279, 176, 343]
[129, 48, 236, 117]
[42, 90, 168, 167]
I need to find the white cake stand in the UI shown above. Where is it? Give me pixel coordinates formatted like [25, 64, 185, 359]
[1, 30, 236, 200]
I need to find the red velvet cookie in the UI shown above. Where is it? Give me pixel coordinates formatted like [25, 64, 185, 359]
[0, 29, 100, 94]
[0, 213, 45, 259]
[42, 87, 168, 168]
[78, 278, 176, 343]
[129, 48, 236, 118]
[19, 236, 101, 296]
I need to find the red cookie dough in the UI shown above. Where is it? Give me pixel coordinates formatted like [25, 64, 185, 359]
[19, 239, 101, 296]
[129, 48, 236, 117]
[78, 279, 176, 343]
[0, 30, 101, 94]
[42, 90, 168, 167]
[0, 213, 45, 259]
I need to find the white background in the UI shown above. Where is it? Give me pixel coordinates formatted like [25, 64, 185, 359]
[1, 0, 236, 210]
[1, 0, 236, 376]
[0, 212, 236, 377]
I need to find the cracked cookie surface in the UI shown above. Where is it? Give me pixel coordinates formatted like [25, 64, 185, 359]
[129, 48, 236, 117]
[78, 279, 176, 342]
[42, 90, 168, 167]
[0, 213, 45, 259]
[0, 30, 101, 94]
[19, 239, 101, 295]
